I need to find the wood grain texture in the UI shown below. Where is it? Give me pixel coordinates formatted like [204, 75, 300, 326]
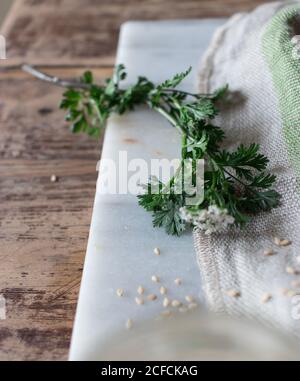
[1, 0, 274, 67]
[0, 72, 106, 360]
[0, 0, 270, 361]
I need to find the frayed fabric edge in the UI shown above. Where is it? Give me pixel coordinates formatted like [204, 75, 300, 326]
[193, 229, 225, 313]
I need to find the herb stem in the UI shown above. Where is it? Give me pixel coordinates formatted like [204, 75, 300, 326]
[182, 134, 188, 160]
[22, 64, 92, 90]
[218, 165, 260, 198]
[89, 98, 104, 126]
[163, 89, 213, 98]
[151, 104, 185, 135]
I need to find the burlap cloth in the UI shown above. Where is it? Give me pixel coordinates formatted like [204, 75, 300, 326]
[195, 1, 300, 338]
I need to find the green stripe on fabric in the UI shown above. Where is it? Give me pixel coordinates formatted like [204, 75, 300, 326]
[263, 5, 300, 179]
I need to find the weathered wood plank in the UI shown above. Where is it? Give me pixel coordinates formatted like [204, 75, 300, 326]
[0, 75, 102, 360]
[1, 0, 273, 67]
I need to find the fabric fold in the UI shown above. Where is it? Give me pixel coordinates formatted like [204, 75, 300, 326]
[195, 0, 300, 338]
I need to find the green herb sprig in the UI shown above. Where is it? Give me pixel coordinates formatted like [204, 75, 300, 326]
[24, 64, 280, 236]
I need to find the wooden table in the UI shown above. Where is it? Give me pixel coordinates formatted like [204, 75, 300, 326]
[0, 0, 272, 361]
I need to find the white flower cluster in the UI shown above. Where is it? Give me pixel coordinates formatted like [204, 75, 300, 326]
[180, 205, 235, 235]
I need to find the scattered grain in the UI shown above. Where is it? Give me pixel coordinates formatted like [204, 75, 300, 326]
[135, 297, 144, 305]
[185, 295, 194, 303]
[226, 289, 241, 298]
[174, 278, 182, 286]
[274, 237, 292, 247]
[147, 294, 157, 301]
[163, 297, 170, 308]
[273, 237, 281, 246]
[50, 174, 58, 183]
[292, 280, 300, 288]
[126, 319, 133, 330]
[286, 290, 300, 298]
[279, 239, 292, 247]
[261, 293, 272, 304]
[151, 275, 160, 283]
[279, 288, 290, 296]
[280, 288, 299, 298]
[137, 286, 144, 295]
[171, 300, 181, 308]
[188, 303, 198, 310]
[116, 288, 124, 297]
[154, 247, 161, 256]
[286, 266, 297, 275]
[160, 286, 167, 295]
[263, 248, 274, 257]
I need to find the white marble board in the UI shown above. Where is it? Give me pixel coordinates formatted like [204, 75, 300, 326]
[69, 19, 225, 361]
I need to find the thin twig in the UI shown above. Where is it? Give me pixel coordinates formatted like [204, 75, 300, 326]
[163, 88, 213, 98]
[22, 64, 91, 90]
